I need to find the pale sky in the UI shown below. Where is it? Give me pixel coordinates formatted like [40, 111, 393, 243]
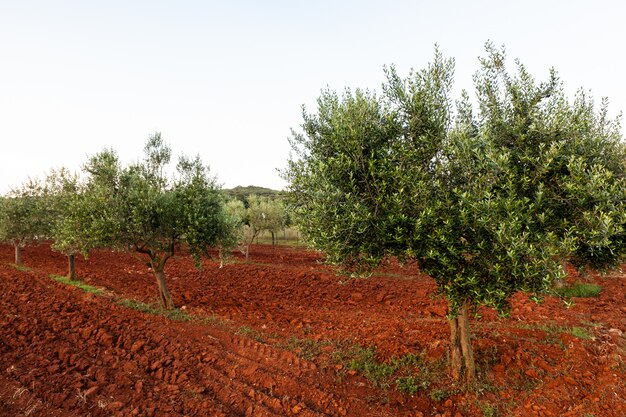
[1, 1, 625, 193]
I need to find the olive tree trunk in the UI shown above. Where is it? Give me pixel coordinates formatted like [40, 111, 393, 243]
[137, 247, 175, 309]
[448, 315, 462, 381]
[448, 302, 476, 385]
[218, 248, 225, 268]
[67, 254, 76, 280]
[153, 267, 174, 309]
[458, 302, 476, 384]
[14, 245, 22, 266]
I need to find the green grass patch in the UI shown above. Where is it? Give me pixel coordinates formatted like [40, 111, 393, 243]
[118, 299, 194, 322]
[341, 345, 396, 386]
[50, 274, 226, 326]
[10, 263, 32, 272]
[429, 388, 453, 402]
[281, 336, 330, 361]
[197, 315, 226, 326]
[581, 320, 604, 328]
[518, 321, 595, 341]
[395, 375, 429, 394]
[518, 322, 562, 335]
[555, 282, 602, 298]
[331, 343, 441, 392]
[570, 326, 594, 340]
[50, 274, 103, 295]
[236, 325, 265, 342]
[479, 401, 498, 417]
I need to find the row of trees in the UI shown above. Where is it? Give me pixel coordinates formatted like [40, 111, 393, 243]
[0, 134, 288, 307]
[284, 43, 626, 383]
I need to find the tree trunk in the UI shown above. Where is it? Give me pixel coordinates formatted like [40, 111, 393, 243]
[245, 244, 250, 261]
[458, 302, 476, 384]
[448, 316, 462, 381]
[153, 268, 175, 309]
[218, 248, 224, 268]
[271, 231, 276, 246]
[68, 254, 76, 281]
[14, 245, 22, 266]
[448, 302, 476, 384]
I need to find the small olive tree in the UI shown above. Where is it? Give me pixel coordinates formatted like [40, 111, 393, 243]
[0, 179, 51, 265]
[285, 44, 626, 383]
[44, 167, 101, 280]
[81, 133, 233, 308]
[225, 195, 286, 260]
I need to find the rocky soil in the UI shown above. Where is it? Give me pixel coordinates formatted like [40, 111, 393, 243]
[1, 244, 624, 416]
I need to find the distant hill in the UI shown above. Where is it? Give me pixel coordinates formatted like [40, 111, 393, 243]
[223, 185, 285, 200]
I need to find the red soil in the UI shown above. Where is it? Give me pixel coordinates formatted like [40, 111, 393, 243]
[1, 243, 624, 417]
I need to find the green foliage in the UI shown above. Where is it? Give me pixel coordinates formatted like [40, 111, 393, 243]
[215, 201, 245, 261]
[224, 185, 284, 200]
[174, 155, 231, 267]
[395, 376, 429, 394]
[429, 388, 453, 402]
[471, 45, 626, 275]
[555, 282, 602, 298]
[284, 43, 626, 317]
[284, 86, 403, 270]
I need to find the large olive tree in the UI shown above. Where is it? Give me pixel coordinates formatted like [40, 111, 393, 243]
[284, 44, 626, 383]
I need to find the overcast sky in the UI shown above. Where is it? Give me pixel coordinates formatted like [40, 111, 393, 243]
[1, 0, 625, 193]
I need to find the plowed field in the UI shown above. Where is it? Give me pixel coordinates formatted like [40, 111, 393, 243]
[1, 244, 624, 416]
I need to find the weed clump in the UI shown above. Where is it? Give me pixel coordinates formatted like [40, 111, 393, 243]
[555, 282, 602, 298]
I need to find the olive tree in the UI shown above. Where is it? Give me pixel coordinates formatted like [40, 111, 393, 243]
[284, 45, 626, 383]
[225, 195, 286, 260]
[0, 179, 51, 265]
[82, 133, 233, 308]
[264, 198, 287, 246]
[44, 167, 98, 280]
[246, 195, 285, 250]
